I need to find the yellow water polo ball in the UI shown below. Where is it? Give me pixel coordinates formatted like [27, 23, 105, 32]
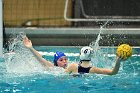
[116, 44, 132, 60]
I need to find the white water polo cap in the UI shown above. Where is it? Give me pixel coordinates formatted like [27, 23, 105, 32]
[80, 46, 93, 61]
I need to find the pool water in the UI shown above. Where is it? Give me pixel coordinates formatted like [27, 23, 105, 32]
[0, 45, 140, 93]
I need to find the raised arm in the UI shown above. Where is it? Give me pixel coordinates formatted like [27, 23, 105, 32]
[23, 37, 54, 67]
[90, 57, 122, 75]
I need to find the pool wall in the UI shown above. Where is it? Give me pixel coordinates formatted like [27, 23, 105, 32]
[4, 28, 140, 46]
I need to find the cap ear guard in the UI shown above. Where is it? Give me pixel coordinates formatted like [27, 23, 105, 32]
[80, 46, 93, 61]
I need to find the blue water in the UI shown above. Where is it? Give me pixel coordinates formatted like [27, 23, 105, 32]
[0, 46, 140, 93]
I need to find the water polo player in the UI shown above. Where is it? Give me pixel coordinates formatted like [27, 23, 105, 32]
[23, 37, 68, 68]
[65, 46, 124, 75]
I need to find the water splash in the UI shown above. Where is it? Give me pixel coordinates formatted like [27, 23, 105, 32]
[90, 21, 109, 52]
[4, 32, 46, 75]
[89, 21, 114, 68]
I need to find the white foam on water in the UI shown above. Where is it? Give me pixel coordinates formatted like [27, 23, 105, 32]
[39, 51, 80, 57]
[4, 33, 46, 75]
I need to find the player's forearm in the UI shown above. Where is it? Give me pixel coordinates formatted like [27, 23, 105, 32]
[110, 57, 121, 75]
[29, 47, 53, 67]
[29, 47, 42, 58]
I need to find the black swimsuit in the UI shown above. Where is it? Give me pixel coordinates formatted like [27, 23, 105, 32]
[78, 64, 92, 74]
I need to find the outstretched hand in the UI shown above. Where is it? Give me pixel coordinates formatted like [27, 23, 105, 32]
[23, 37, 32, 48]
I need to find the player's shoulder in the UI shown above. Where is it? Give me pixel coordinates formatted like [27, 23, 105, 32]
[69, 62, 78, 68]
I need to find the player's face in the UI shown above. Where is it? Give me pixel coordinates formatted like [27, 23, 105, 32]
[57, 56, 68, 68]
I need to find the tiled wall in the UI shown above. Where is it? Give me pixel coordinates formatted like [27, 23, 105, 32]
[4, 0, 72, 27]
